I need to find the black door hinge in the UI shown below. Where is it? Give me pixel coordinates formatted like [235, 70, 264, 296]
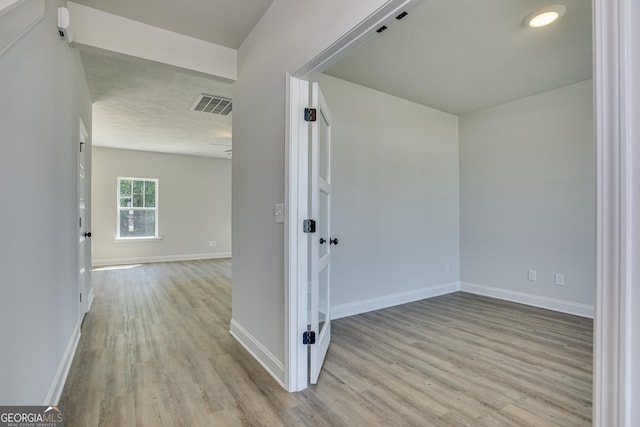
[303, 219, 316, 233]
[303, 330, 316, 345]
[304, 108, 317, 122]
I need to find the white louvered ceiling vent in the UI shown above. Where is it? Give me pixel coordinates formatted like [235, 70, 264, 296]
[191, 94, 232, 115]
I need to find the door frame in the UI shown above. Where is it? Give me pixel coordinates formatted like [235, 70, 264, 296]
[285, 75, 311, 392]
[77, 118, 92, 319]
[592, 0, 637, 424]
[284, 0, 417, 392]
[285, 0, 637, 424]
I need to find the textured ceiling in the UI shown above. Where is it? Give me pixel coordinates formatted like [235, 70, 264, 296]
[70, 0, 273, 49]
[326, 0, 592, 115]
[81, 52, 233, 158]
[75, 0, 274, 159]
[79, 0, 592, 158]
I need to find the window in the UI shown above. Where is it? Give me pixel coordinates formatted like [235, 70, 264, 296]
[117, 177, 158, 239]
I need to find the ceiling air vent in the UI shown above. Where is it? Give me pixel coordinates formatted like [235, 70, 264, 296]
[191, 94, 232, 115]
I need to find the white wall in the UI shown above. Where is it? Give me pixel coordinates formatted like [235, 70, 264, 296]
[318, 74, 459, 317]
[0, 0, 92, 404]
[459, 80, 595, 313]
[232, 0, 399, 384]
[91, 147, 231, 265]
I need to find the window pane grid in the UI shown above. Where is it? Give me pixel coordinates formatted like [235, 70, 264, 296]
[117, 207, 156, 210]
[117, 177, 158, 238]
[119, 180, 156, 208]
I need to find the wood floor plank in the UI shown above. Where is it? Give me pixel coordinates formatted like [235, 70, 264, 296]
[59, 259, 592, 426]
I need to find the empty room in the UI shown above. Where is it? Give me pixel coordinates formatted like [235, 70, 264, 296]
[64, 0, 595, 424]
[1, 0, 638, 425]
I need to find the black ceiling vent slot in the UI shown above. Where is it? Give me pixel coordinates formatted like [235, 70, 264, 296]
[376, 25, 388, 33]
[396, 11, 408, 20]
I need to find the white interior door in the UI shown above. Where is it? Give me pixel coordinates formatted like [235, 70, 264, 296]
[309, 82, 333, 384]
[77, 119, 90, 318]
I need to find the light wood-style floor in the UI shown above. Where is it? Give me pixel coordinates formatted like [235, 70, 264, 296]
[60, 259, 592, 426]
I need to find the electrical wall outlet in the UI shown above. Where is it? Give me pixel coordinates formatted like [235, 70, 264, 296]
[444, 263, 450, 273]
[209, 241, 217, 247]
[555, 273, 565, 286]
[528, 270, 537, 281]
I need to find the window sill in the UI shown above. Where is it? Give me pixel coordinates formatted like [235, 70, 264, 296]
[115, 236, 163, 242]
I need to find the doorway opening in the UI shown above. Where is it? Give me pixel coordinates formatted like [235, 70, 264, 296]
[285, 2, 607, 418]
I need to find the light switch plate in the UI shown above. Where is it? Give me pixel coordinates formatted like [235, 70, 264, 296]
[274, 203, 284, 223]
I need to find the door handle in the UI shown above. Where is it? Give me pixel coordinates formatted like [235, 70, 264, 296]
[319, 237, 326, 245]
[83, 232, 92, 238]
[330, 238, 338, 245]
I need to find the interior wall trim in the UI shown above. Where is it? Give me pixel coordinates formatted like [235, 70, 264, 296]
[593, 0, 637, 423]
[87, 288, 95, 312]
[229, 319, 286, 389]
[331, 281, 594, 320]
[44, 319, 80, 405]
[331, 282, 460, 320]
[460, 281, 594, 318]
[92, 252, 231, 267]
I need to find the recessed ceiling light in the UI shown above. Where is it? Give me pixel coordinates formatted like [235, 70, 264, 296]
[523, 5, 566, 28]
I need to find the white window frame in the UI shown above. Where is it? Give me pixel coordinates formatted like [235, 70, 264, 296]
[116, 177, 159, 239]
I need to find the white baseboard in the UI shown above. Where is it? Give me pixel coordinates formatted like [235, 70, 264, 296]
[92, 252, 232, 267]
[44, 319, 81, 405]
[86, 288, 95, 312]
[460, 281, 594, 318]
[331, 282, 460, 320]
[229, 319, 286, 389]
